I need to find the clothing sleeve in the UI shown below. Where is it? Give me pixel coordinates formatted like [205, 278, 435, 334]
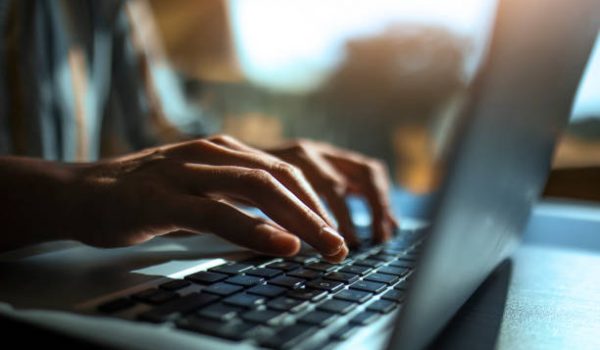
[101, 0, 210, 157]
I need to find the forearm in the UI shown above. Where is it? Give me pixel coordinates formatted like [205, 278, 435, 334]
[0, 157, 77, 252]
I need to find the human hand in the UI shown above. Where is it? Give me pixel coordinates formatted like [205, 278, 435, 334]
[261, 139, 399, 247]
[64, 135, 348, 262]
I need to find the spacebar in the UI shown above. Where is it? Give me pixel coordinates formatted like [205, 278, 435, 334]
[138, 292, 219, 323]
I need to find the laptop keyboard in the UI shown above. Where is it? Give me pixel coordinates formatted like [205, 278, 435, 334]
[96, 226, 425, 349]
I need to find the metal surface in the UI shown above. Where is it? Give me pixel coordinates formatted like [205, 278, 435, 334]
[388, 0, 600, 349]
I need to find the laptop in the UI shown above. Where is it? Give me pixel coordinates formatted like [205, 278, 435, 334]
[0, 0, 597, 349]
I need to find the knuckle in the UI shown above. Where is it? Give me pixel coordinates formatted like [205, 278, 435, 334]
[245, 168, 275, 186]
[208, 134, 236, 144]
[323, 176, 346, 195]
[367, 158, 386, 171]
[362, 159, 386, 178]
[186, 139, 213, 152]
[290, 141, 310, 155]
[273, 161, 302, 179]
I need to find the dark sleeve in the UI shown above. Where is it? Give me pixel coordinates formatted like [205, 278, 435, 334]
[102, 2, 159, 152]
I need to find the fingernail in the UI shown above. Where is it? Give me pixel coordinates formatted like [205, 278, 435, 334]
[320, 226, 345, 255]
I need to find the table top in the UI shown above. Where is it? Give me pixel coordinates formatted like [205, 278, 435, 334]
[432, 199, 600, 350]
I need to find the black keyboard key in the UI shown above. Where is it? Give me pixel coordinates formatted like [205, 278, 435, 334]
[266, 261, 301, 271]
[159, 279, 191, 291]
[317, 299, 357, 314]
[401, 253, 418, 261]
[259, 324, 315, 349]
[331, 324, 359, 341]
[246, 268, 282, 279]
[377, 266, 410, 276]
[267, 296, 308, 313]
[209, 263, 253, 275]
[177, 317, 256, 341]
[305, 262, 337, 272]
[138, 292, 218, 323]
[97, 297, 136, 313]
[350, 311, 380, 325]
[185, 271, 228, 284]
[223, 293, 266, 309]
[364, 273, 400, 285]
[353, 259, 384, 268]
[339, 265, 372, 276]
[225, 275, 264, 287]
[334, 289, 373, 303]
[242, 255, 277, 266]
[203, 282, 244, 296]
[324, 271, 359, 284]
[286, 288, 327, 302]
[298, 310, 337, 326]
[269, 275, 305, 289]
[368, 253, 397, 262]
[241, 309, 285, 325]
[349, 280, 387, 294]
[367, 300, 397, 314]
[389, 259, 414, 268]
[196, 303, 243, 321]
[287, 268, 321, 280]
[306, 279, 344, 292]
[132, 288, 179, 305]
[247, 284, 287, 298]
[382, 289, 405, 302]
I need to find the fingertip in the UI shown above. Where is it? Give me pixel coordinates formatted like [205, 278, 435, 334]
[388, 212, 400, 229]
[319, 226, 346, 255]
[322, 243, 349, 263]
[256, 224, 301, 256]
[276, 234, 302, 256]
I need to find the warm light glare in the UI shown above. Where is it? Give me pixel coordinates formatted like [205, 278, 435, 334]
[229, 0, 492, 92]
[229, 0, 599, 120]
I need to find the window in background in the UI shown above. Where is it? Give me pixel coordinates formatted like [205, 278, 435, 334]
[149, 0, 600, 195]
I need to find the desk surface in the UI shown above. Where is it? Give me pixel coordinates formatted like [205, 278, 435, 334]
[432, 243, 600, 350]
[499, 244, 600, 350]
[433, 200, 600, 350]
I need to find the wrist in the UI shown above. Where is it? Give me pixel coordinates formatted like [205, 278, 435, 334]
[0, 157, 83, 250]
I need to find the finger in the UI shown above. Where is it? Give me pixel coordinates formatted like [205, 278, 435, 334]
[161, 138, 336, 228]
[158, 161, 347, 257]
[322, 242, 349, 263]
[318, 148, 398, 243]
[322, 187, 360, 247]
[278, 148, 360, 247]
[161, 196, 302, 256]
[207, 134, 261, 153]
[348, 160, 396, 243]
[162, 229, 197, 238]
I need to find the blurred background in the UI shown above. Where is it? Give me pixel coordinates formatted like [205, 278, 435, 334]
[134, 0, 599, 198]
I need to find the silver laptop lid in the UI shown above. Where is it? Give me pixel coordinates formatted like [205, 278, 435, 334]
[389, 0, 599, 348]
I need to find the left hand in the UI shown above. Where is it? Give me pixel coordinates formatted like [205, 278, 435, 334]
[211, 137, 399, 247]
